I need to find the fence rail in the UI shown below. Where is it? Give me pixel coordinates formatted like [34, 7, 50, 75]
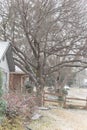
[43, 91, 87, 109]
[42, 91, 60, 106]
[64, 96, 87, 109]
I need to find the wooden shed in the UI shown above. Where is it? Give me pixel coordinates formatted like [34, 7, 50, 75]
[9, 72, 28, 92]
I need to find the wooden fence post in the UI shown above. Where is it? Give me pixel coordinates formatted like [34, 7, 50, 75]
[64, 96, 66, 108]
[86, 97, 87, 109]
[42, 91, 45, 106]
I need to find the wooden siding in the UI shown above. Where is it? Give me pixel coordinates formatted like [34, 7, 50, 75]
[9, 73, 28, 92]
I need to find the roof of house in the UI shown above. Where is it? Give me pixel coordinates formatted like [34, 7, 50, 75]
[0, 41, 15, 72]
[0, 41, 9, 60]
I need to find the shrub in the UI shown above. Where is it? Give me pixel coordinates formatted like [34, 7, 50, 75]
[58, 96, 64, 101]
[25, 81, 33, 93]
[62, 88, 68, 95]
[3, 92, 37, 120]
[0, 116, 24, 130]
[68, 104, 77, 109]
[0, 99, 7, 117]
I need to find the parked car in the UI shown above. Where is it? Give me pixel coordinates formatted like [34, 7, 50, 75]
[64, 85, 70, 90]
[80, 84, 87, 88]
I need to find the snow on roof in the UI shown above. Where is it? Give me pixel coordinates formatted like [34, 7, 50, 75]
[15, 66, 23, 73]
[0, 41, 9, 60]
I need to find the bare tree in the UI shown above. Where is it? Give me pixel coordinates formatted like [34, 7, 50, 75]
[0, 0, 87, 105]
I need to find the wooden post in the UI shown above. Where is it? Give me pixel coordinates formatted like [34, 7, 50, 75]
[86, 97, 87, 109]
[64, 96, 66, 108]
[42, 91, 45, 106]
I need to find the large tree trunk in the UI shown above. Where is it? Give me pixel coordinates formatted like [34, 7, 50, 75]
[35, 61, 45, 106]
[36, 85, 44, 106]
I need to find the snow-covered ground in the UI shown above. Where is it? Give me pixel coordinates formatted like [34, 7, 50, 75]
[29, 88, 87, 130]
[29, 107, 87, 130]
[68, 87, 87, 98]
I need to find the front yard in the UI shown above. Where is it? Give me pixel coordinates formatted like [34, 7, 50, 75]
[29, 107, 87, 130]
[0, 87, 87, 130]
[29, 88, 87, 130]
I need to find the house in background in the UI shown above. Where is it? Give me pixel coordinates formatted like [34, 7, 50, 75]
[0, 41, 29, 93]
[75, 69, 87, 88]
[0, 41, 15, 92]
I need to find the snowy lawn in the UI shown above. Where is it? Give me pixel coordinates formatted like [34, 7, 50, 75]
[29, 88, 87, 130]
